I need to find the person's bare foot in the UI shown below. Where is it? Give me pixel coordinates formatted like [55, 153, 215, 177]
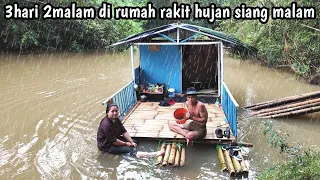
[157, 150, 165, 157]
[186, 138, 190, 146]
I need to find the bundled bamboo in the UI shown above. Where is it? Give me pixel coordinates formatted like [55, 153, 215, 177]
[262, 105, 320, 119]
[217, 148, 227, 171]
[180, 147, 186, 166]
[244, 91, 320, 110]
[174, 145, 181, 167]
[162, 144, 171, 166]
[239, 152, 248, 175]
[257, 101, 320, 117]
[231, 156, 242, 174]
[155, 143, 166, 165]
[168, 142, 177, 165]
[223, 150, 235, 176]
[252, 98, 320, 116]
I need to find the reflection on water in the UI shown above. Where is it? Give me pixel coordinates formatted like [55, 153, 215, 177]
[0, 51, 319, 179]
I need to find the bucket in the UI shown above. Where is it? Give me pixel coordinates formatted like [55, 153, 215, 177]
[168, 87, 175, 98]
[173, 108, 188, 124]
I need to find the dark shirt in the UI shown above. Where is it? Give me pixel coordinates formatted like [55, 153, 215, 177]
[97, 116, 127, 150]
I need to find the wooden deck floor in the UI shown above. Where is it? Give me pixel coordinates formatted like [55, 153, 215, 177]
[123, 101, 236, 144]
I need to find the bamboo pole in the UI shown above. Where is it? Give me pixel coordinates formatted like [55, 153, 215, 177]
[244, 91, 320, 110]
[180, 147, 186, 166]
[257, 101, 320, 117]
[174, 145, 181, 167]
[223, 150, 235, 176]
[262, 105, 320, 119]
[231, 156, 242, 174]
[168, 142, 177, 165]
[239, 152, 248, 175]
[252, 98, 320, 116]
[217, 148, 227, 171]
[162, 144, 171, 166]
[155, 143, 166, 165]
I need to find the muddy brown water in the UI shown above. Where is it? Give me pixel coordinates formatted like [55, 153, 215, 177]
[0, 51, 319, 179]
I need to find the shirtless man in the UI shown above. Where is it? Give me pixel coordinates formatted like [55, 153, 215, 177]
[169, 87, 208, 145]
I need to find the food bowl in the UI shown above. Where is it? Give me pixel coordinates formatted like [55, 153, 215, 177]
[173, 108, 188, 124]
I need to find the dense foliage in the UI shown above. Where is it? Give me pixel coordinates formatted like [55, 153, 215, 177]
[259, 121, 320, 180]
[218, 0, 319, 79]
[0, 0, 319, 80]
[0, 0, 146, 52]
[258, 148, 320, 180]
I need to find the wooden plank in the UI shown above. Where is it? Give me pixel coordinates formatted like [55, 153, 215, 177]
[253, 99, 320, 116]
[243, 91, 320, 109]
[257, 101, 320, 117]
[262, 105, 320, 118]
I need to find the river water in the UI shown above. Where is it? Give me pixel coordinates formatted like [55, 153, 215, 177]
[0, 50, 319, 179]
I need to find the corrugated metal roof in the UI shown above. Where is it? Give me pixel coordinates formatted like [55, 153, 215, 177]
[111, 23, 257, 54]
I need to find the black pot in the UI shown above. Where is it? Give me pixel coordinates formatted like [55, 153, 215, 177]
[140, 95, 148, 102]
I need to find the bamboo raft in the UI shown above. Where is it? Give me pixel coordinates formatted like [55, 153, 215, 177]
[155, 142, 185, 167]
[122, 101, 236, 144]
[243, 91, 320, 118]
[217, 147, 249, 177]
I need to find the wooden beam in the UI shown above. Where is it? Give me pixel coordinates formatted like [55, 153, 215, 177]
[243, 91, 320, 110]
[262, 105, 320, 118]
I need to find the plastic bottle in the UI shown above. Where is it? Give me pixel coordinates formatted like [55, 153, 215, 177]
[215, 98, 220, 107]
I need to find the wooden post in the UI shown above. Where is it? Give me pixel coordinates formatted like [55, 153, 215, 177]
[162, 144, 171, 166]
[155, 143, 166, 165]
[217, 148, 227, 171]
[174, 145, 181, 167]
[231, 156, 242, 174]
[223, 150, 235, 176]
[168, 142, 177, 165]
[180, 147, 185, 166]
[239, 152, 249, 175]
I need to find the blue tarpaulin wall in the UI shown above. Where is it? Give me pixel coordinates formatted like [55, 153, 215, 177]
[139, 45, 182, 93]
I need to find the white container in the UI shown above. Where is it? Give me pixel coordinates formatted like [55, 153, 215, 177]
[168, 87, 175, 97]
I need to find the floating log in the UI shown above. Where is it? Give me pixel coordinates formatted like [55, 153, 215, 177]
[162, 144, 171, 166]
[180, 147, 185, 166]
[168, 142, 177, 165]
[252, 98, 320, 116]
[262, 105, 320, 119]
[155, 143, 166, 165]
[231, 156, 242, 174]
[257, 101, 320, 117]
[223, 150, 235, 176]
[239, 152, 249, 175]
[243, 91, 320, 110]
[217, 148, 227, 171]
[174, 145, 181, 167]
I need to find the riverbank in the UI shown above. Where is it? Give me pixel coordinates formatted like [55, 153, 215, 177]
[226, 51, 320, 86]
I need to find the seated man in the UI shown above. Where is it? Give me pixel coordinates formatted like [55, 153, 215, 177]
[169, 87, 208, 145]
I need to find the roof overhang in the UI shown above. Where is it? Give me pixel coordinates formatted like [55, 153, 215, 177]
[111, 23, 257, 54]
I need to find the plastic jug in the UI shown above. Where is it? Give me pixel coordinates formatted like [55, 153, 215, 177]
[168, 87, 175, 97]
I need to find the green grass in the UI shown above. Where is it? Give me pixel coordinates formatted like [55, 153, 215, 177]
[258, 148, 320, 180]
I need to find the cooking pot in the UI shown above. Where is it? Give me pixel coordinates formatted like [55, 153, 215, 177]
[140, 95, 148, 102]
